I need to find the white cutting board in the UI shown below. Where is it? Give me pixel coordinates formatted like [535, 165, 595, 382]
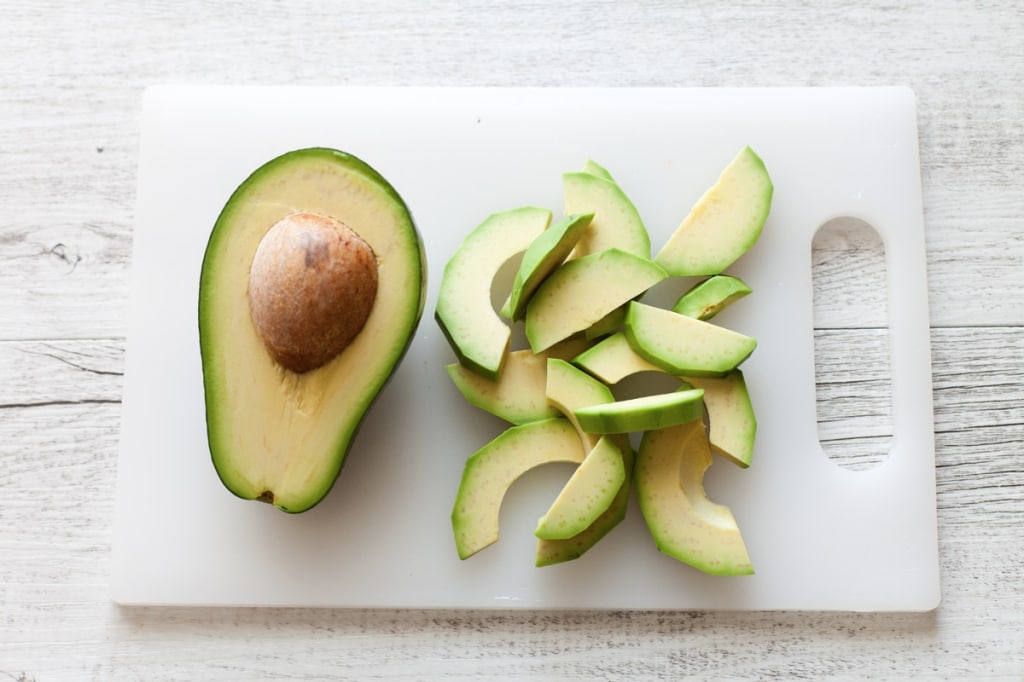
[111, 86, 938, 611]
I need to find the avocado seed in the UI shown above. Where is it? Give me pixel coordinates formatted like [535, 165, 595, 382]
[248, 211, 378, 373]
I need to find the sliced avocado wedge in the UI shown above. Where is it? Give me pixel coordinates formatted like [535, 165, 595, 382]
[564, 171, 651, 259]
[636, 420, 753, 575]
[534, 436, 626, 541]
[526, 248, 667, 353]
[436, 206, 552, 380]
[582, 159, 615, 182]
[537, 359, 634, 566]
[545, 358, 615, 449]
[625, 301, 756, 376]
[199, 147, 426, 513]
[672, 275, 752, 321]
[655, 146, 773, 276]
[572, 331, 664, 385]
[583, 305, 626, 341]
[504, 212, 593, 321]
[573, 387, 705, 434]
[451, 418, 585, 560]
[445, 349, 559, 425]
[682, 370, 757, 468]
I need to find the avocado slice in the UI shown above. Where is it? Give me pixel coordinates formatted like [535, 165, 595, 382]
[525, 248, 667, 353]
[445, 349, 559, 425]
[451, 418, 586, 560]
[636, 419, 753, 575]
[655, 146, 773, 276]
[573, 387, 705, 434]
[504, 212, 593, 322]
[624, 301, 756, 376]
[199, 147, 426, 513]
[682, 370, 757, 468]
[436, 206, 553, 380]
[536, 359, 634, 566]
[572, 331, 663, 385]
[582, 159, 615, 182]
[563, 171, 651, 260]
[672, 275, 752, 321]
[534, 435, 626, 540]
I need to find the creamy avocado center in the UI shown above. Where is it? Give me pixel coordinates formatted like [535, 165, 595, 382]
[248, 210, 378, 373]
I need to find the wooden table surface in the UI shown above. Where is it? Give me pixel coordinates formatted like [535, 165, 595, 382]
[2, 2, 1022, 679]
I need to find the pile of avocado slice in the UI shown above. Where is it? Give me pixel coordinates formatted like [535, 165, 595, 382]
[438, 148, 773, 573]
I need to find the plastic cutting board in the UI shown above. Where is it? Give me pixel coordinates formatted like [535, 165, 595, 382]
[111, 86, 938, 610]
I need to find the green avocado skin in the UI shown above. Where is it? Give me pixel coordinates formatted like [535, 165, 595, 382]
[199, 147, 426, 513]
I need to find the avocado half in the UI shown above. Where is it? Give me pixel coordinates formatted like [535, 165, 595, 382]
[199, 148, 426, 513]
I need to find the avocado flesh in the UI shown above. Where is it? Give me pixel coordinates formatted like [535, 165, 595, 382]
[563, 171, 651, 260]
[682, 370, 757, 468]
[536, 359, 633, 565]
[655, 146, 773, 276]
[534, 435, 625, 540]
[451, 418, 586, 560]
[525, 248, 667, 353]
[199, 148, 425, 513]
[637, 420, 753, 575]
[672, 275, 752, 321]
[573, 387, 705, 435]
[625, 301, 756, 377]
[435, 207, 552, 381]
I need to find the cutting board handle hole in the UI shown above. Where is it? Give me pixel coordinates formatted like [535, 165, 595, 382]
[812, 216, 893, 471]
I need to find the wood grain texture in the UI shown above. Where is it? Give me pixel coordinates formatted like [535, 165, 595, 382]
[1, 0, 1022, 679]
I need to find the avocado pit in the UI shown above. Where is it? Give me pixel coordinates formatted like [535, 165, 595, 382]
[248, 210, 378, 373]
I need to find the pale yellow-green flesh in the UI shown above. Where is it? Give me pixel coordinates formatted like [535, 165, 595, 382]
[545, 358, 615, 450]
[637, 420, 753, 575]
[572, 331, 663, 385]
[655, 146, 772, 276]
[626, 302, 756, 376]
[506, 212, 592, 321]
[451, 418, 586, 560]
[526, 250, 666, 353]
[564, 172, 650, 259]
[537, 359, 632, 566]
[534, 436, 625, 540]
[204, 156, 421, 511]
[446, 349, 559, 425]
[436, 207, 552, 379]
[672, 275, 752, 320]
[682, 371, 756, 468]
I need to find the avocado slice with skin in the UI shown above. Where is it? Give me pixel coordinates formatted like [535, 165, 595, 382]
[526, 248, 667, 353]
[681, 370, 757, 468]
[199, 147, 426, 513]
[533, 435, 626, 541]
[572, 331, 663, 385]
[582, 159, 615, 182]
[451, 418, 585, 560]
[504, 212, 593, 322]
[446, 350, 559, 425]
[436, 206, 552, 381]
[636, 419, 753, 575]
[672, 275, 752, 321]
[563, 171, 651, 260]
[573, 387, 705, 435]
[583, 305, 627, 341]
[655, 146, 773, 276]
[625, 301, 756, 377]
[536, 359, 634, 565]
